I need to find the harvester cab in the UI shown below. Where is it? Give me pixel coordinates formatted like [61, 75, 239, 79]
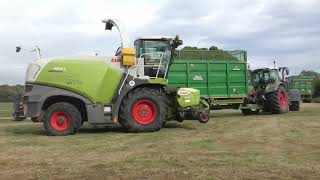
[102, 19, 182, 80]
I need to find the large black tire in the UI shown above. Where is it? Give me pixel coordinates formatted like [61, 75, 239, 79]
[289, 101, 300, 111]
[266, 86, 289, 114]
[43, 102, 82, 136]
[119, 87, 165, 132]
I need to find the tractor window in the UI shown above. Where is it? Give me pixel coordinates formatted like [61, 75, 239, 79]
[269, 70, 280, 81]
[134, 39, 171, 77]
[252, 73, 260, 85]
[252, 72, 271, 85]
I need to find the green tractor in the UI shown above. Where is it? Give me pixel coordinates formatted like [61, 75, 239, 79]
[21, 19, 209, 136]
[241, 66, 301, 115]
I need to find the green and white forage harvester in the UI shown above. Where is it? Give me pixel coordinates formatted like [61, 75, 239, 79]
[23, 19, 210, 135]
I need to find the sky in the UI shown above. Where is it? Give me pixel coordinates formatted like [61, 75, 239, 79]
[0, 0, 319, 84]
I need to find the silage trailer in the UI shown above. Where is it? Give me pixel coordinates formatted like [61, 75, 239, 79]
[288, 75, 314, 103]
[168, 50, 249, 111]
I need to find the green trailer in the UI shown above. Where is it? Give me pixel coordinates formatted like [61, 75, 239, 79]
[288, 76, 314, 102]
[168, 50, 248, 110]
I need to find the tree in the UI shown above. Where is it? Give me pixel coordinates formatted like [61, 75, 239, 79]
[299, 70, 320, 78]
[0, 85, 24, 102]
[209, 46, 219, 50]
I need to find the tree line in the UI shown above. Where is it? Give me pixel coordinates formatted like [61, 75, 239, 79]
[0, 85, 24, 102]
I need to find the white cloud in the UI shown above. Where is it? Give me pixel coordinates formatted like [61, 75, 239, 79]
[0, 0, 319, 84]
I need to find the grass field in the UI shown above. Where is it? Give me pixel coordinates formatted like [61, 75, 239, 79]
[0, 103, 320, 179]
[0, 103, 12, 118]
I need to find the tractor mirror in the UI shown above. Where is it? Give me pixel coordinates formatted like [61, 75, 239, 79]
[16, 46, 21, 52]
[286, 68, 289, 75]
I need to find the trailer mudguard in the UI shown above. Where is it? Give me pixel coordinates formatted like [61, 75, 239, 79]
[288, 89, 301, 102]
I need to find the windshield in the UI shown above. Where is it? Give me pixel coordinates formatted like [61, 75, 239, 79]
[134, 39, 171, 77]
[252, 72, 269, 85]
[269, 70, 280, 81]
[252, 70, 280, 85]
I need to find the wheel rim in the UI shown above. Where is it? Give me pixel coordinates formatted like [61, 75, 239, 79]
[50, 112, 71, 131]
[279, 90, 287, 110]
[132, 100, 157, 125]
[199, 113, 209, 123]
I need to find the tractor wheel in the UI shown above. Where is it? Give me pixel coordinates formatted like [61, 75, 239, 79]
[267, 86, 289, 114]
[119, 87, 165, 132]
[289, 101, 300, 111]
[43, 102, 82, 136]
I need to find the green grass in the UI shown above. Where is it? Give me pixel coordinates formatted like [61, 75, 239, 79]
[0, 103, 319, 179]
[0, 102, 12, 118]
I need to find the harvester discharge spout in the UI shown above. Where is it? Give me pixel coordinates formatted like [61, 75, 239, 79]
[102, 19, 131, 49]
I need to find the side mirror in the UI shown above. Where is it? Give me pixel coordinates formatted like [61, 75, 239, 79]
[285, 68, 289, 76]
[16, 46, 21, 52]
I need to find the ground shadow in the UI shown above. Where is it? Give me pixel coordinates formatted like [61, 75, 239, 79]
[79, 124, 124, 134]
[163, 122, 198, 130]
[5, 121, 195, 136]
[4, 126, 47, 136]
[211, 111, 272, 118]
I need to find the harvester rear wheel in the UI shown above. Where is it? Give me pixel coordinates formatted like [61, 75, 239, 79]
[43, 102, 82, 136]
[289, 101, 300, 111]
[267, 86, 289, 114]
[119, 87, 165, 132]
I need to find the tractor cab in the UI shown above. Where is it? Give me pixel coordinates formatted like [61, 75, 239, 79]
[252, 68, 280, 87]
[251, 67, 289, 87]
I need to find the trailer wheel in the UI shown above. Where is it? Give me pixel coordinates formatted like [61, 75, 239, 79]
[303, 99, 312, 103]
[241, 109, 252, 115]
[198, 111, 209, 123]
[119, 87, 165, 132]
[289, 101, 300, 111]
[267, 86, 289, 114]
[43, 102, 82, 136]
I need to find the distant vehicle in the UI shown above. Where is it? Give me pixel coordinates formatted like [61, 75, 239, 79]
[241, 66, 301, 114]
[288, 75, 314, 103]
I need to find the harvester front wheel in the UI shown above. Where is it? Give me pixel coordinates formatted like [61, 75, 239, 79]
[43, 102, 82, 136]
[119, 87, 165, 132]
[267, 86, 289, 114]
